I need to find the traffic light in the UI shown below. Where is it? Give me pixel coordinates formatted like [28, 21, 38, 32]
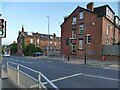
[66, 38, 69, 46]
[87, 34, 91, 44]
[0, 19, 4, 36]
[0, 19, 6, 38]
[69, 38, 73, 45]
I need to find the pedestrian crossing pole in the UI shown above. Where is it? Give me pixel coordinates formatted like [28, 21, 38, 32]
[84, 36, 87, 64]
[0, 38, 2, 64]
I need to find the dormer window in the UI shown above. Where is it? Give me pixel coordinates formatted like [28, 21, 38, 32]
[72, 17, 76, 25]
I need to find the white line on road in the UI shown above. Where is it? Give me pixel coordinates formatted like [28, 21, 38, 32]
[44, 72, 120, 85]
[43, 73, 82, 84]
[83, 74, 120, 81]
[51, 73, 83, 82]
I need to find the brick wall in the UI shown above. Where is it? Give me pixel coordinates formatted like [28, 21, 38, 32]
[61, 7, 103, 59]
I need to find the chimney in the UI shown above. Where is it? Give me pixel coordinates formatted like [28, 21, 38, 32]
[22, 25, 24, 33]
[87, 2, 94, 12]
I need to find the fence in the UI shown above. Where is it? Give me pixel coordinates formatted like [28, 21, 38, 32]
[102, 45, 120, 56]
[7, 61, 60, 90]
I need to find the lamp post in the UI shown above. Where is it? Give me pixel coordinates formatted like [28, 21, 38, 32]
[47, 16, 50, 58]
[0, 14, 2, 63]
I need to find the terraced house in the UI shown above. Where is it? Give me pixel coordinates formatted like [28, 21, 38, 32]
[17, 25, 61, 56]
[61, 2, 120, 60]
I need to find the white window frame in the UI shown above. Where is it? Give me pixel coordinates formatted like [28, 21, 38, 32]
[72, 30, 76, 39]
[30, 38, 33, 43]
[79, 40, 83, 50]
[55, 42, 56, 45]
[107, 24, 110, 35]
[106, 39, 109, 45]
[50, 36, 53, 39]
[72, 17, 76, 25]
[79, 11, 83, 19]
[50, 41, 52, 44]
[37, 39, 39, 44]
[106, 7, 110, 17]
[79, 24, 84, 34]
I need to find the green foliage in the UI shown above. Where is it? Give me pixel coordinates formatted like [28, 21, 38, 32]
[22, 38, 26, 49]
[10, 43, 17, 54]
[23, 43, 43, 56]
[2, 45, 6, 54]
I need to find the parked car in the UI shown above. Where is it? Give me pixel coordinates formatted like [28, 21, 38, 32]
[32, 52, 43, 57]
[4, 53, 10, 57]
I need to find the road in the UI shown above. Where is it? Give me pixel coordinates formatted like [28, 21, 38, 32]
[2, 56, 119, 89]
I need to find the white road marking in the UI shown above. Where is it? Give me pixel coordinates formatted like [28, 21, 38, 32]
[83, 74, 120, 81]
[44, 72, 120, 84]
[47, 61, 52, 62]
[43, 73, 82, 84]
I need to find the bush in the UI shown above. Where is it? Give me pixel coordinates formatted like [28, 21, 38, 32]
[23, 43, 43, 56]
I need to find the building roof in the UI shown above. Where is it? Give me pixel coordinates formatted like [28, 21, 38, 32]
[94, 5, 115, 14]
[61, 4, 115, 26]
[22, 31, 61, 41]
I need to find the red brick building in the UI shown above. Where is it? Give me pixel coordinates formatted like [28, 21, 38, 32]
[61, 2, 120, 59]
[17, 25, 61, 55]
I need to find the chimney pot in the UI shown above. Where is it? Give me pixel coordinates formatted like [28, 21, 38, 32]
[87, 2, 94, 12]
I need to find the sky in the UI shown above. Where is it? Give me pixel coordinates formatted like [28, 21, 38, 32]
[0, 1, 119, 45]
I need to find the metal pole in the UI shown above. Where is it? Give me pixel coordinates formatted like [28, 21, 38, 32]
[38, 72, 41, 88]
[0, 14, 2, 64]
[0, 14, 2, 79]
[84, 44, 87, 64]
[17, 64, 20, 86]
[47, 16, 50, 58]
[68, 46, 70, 61]
[0, 38, 2, 63]
[84, 36, 87, 64]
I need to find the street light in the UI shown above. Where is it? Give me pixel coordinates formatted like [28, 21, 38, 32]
[0, 14, 2, 63]
[47, 16, 50, 58]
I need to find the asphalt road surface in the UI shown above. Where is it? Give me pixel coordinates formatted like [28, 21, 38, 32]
[2, 56, 119, 89]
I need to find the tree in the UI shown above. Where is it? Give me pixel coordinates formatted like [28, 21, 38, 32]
[23, 43, 42, 56]
[10, 43, 17, 54]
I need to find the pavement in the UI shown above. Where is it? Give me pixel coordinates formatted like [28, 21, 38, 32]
[40, 56, 120, 71]
[0, 64, 17, 89]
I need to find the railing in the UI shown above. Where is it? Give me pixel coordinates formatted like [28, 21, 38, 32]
[7, 61, 60, 90]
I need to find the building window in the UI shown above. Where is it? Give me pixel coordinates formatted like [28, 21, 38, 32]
[37, 39, 39, 44]
[79, 40, 83, 50]
[72, 17, 76, 25]
[50, 36, 53, 39]
[72, 30, 76, 39]
[30, 38, 33, 43]
[50, 41, 52, 44]
[79, 24, 84, 34]
[80, 12, 83, 19]
[72, 44, 76, 54]
[107, 24, 110, 35]
[55, 42, 56, 45]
